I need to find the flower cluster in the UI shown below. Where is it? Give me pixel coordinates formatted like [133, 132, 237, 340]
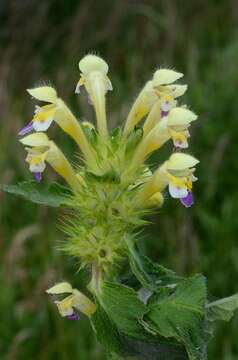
[18, 54, 199, 319]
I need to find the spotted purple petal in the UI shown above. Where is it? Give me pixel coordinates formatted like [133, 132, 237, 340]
[67, 312, 80, 321]
[18, 121, 34, 136]
[161, 110, 169, 118]
[180, 191, 194, 208]
[33, 172, 42, 183]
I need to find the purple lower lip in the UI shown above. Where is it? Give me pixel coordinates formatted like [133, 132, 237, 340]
[33, 172, 42, 183]
[180, 191, 194, 208]
[18, 121, 34, 136]
[67, 313, 80, 321]
[161, 110, 169, 117]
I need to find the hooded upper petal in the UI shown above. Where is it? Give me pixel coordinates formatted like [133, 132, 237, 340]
[79, 54, 109, 75]
[167, 153, 199, 173]
[27, 86, 57, 104]
[167, 107, 197, 129]
[19, 132, 50, 147]
[153, 69, 183, 87]
[46, 282, 73, 295]
[166, 84, 188, 98]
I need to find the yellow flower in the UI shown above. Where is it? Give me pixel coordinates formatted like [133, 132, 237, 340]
[124, 68, 187, 136]
[19, 86, 96, 165]
[152, 69, 187, 114]
[75, 54, 112, 137]
[130, 107, 197, 170]
[137, 153, 199, 208]
[46, 282, 96, 320]
[164, 153, 199, 206]
[20, 133, 82, 190]
[18, 87, 58, 134]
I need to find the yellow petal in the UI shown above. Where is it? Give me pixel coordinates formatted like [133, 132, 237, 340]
[46, 141, 81, 191]
[147, 192, 164, 208]
[55, 295, 74, 317]
[27, 86, 57, 103]
[20, 132, 50, 147]
[79, 54, 109, 75]
[72, 289, 96, 316]
[167, 153, 199, 171]
[33, 108, 55, 122]
[46, 282, 73, 295]
[166, 84, 188, 98]
[153, 69, 183, 87]
[123, 81, 157, 136]
[131, 118, 170, 166]
[167, 107, 197, 128]
[85, 71, 108, 136]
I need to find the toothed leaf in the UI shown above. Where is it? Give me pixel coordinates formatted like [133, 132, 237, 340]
[144, 274, 207, 360]
[206, 293, 238, 322]
[1, 181, 71, 207]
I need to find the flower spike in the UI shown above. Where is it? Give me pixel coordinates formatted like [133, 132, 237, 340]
[17, 56, 200, 305]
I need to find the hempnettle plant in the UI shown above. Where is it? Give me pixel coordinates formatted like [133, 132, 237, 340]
[3, 55, 238, 359]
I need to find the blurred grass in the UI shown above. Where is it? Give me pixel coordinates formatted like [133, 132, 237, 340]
[1, 0, 238, 358]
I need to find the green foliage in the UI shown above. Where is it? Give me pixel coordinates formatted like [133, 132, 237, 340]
[144, 275, 207, 360]
[127, 239, 182, 292]
[1, 181, 71, 207]
[207, 294, 238, 322]
[91, 300, 188, 360]
[91, 301, 124, 355]
[99, 281, 148, 339]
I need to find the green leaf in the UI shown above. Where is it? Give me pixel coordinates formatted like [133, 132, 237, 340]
[1, 181, 71, 207]
[99, 281, 148, 339]
[144, 274, 207, 360]
[206, 293, 238, 322]
[90, 301, 124, 356]
[121, 337, 188, 360]
[127, 239, 182, 291]
[93, 295, 187, 359]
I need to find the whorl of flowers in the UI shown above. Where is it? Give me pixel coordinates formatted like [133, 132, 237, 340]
[19, 54, 198, 318]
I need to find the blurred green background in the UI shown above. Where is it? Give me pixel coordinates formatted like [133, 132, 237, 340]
[1, 0, 238, 359]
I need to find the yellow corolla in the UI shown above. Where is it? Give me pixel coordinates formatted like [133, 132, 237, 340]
[19, 86, 96, 165]
[46, 282, 96, 320]
[124, 68, 187, 136]
[19, 87, 58, 135]
[75, 54, 112, 137]
[152, 69, 187, 115]
[20, 133, 81, 190]
[130, 107, 197, 169]
[138, 153, 199, 208]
